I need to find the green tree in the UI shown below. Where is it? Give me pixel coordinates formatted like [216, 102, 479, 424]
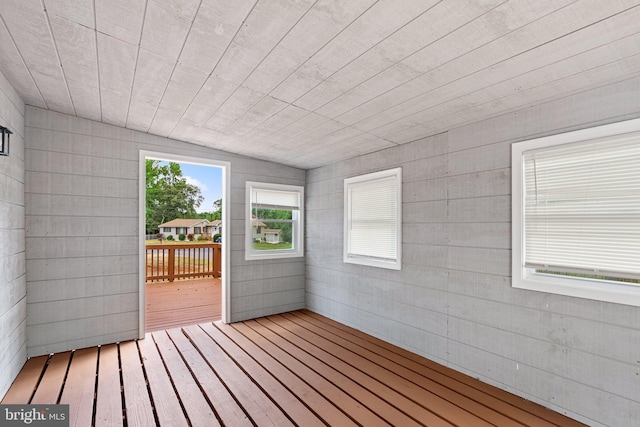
[146, 160, 204, 233]
[209, 198, 222, 221]
[254, 207, 293, 243]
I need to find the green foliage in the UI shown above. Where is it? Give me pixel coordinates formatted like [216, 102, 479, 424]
[197, 235, 206, 241]
[191, 198, 222, 222]
[145, 160, 204, 233]
[213, 233, 221, 241]
[166, 235, 174, 241]
[178, 233, 186, 241]
[253, 208, 293, 243]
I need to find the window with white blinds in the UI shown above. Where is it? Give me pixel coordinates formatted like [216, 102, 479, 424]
[512, 118, 640, 307]
[344, 168, 402, 270]
[245, 182, 304, 260]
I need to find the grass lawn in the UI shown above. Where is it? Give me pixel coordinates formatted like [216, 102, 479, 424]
[145, 239, 212, 245]
[253, 242, 292, 250]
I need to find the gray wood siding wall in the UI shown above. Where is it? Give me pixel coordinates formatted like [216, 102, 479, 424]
[25, 107, 304, 356]
[305, 77, 640, 427]
[0, 71, 26, 398]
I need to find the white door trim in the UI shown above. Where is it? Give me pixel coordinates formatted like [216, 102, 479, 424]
[138, 150, 231, 338]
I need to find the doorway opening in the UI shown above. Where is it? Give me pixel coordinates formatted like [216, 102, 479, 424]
[138, 151, 230, 337]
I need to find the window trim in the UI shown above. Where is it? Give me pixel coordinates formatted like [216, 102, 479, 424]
[344, 167, 402, 270]
[512, 118, 640, 307]
[245, 181, 304, 260]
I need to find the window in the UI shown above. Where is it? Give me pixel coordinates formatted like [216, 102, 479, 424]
[176, 227, 186, 235]
[162, 227, 170, 232]
[344, 168, 402, 270]
[194, 227, 201, 234]
[512, 118, 640, 306]
[245, 182, 304, 260]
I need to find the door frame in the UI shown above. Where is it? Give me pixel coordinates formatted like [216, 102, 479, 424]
[138, 150, 231, 338]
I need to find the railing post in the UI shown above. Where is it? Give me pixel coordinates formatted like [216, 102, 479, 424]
[214, 243, 222, 278]
[168, 247, 175, 282]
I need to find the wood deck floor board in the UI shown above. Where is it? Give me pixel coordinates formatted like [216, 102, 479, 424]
[146, 278, 221, 332]
[1, 355, 48, 404]
[267, 314, 500, 427]
[232, 321, 390, 427]
[94, 344, 123, 427]
[137, 333, 189, 427]
[211, 321, 359, 427]
[166, 328, 248, 425]
[184, 324, 295, 427]
[30, 351, 71, 404]
[296, 309, 583, 427]
[151, 330, 219, 427]
[119, 341, 155, 427]
[60, 347, 98, 427]
[169, 326, 252, 427]
[281, 311, 536, 427]
[238, 320, 394, 427]
[197, 322, 324, 427]
[247, 318, 426, 427]
[258, 315, 461, 427]
[3, 310, 586, 427]
[290, 310, 551, 426]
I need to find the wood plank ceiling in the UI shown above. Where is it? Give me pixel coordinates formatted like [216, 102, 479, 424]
[1, 0, 640, 169]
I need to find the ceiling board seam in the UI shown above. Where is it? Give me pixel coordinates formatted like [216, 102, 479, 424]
[145, 0, 205, 133]
[178, 0, 381, 143]
[368, 32, 640, 139]
[0, 13, 48, 109]
[332, 0, 626, 131]
[362, 4, 640, 137]
[124, 0, 149, 129]
[171, 0, 326, 142]
[41, 0, 77, 116]
[167, 0, 261, 141]
[401, 59, 640, 139]
[420, 73, 640, 150]
[292, 0, 511, 115]
[216, 0, 451, 151]
[92, 0, 102, 122]
[334, 0, 577, 125]
[272, 0, 450, 106]
[207, 0, 384, 140]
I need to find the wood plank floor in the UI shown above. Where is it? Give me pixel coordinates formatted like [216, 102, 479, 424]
[2, 310, 585, 427]
[145, 278, 221, 332]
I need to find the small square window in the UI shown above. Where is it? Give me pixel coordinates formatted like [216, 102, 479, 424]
[245, 182, 304, 260]
[512, 118, 640, 306]
[344, 168, 402, 270]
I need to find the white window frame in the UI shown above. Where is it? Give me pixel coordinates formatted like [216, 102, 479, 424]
[344, 168, 402, 270]
[245, 181, 304, 260]
[512, 118, 640, 307]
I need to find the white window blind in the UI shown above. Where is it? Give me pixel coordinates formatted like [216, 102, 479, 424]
[251, 188, 300, 211]
[345, 168, 401, 269]
[523, 135, 640, 280]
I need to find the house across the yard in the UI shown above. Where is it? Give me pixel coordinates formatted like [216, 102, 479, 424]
[263, 229, 281, 243]
[158, 218, 221, 240]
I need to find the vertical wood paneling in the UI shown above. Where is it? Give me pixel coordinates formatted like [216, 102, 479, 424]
[305, 76, 640, 427]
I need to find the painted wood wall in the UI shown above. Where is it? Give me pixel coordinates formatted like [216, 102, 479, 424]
[305, 77, 640, 427]
[0, 71, 26, 398]
[24, 107, 305, 356]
